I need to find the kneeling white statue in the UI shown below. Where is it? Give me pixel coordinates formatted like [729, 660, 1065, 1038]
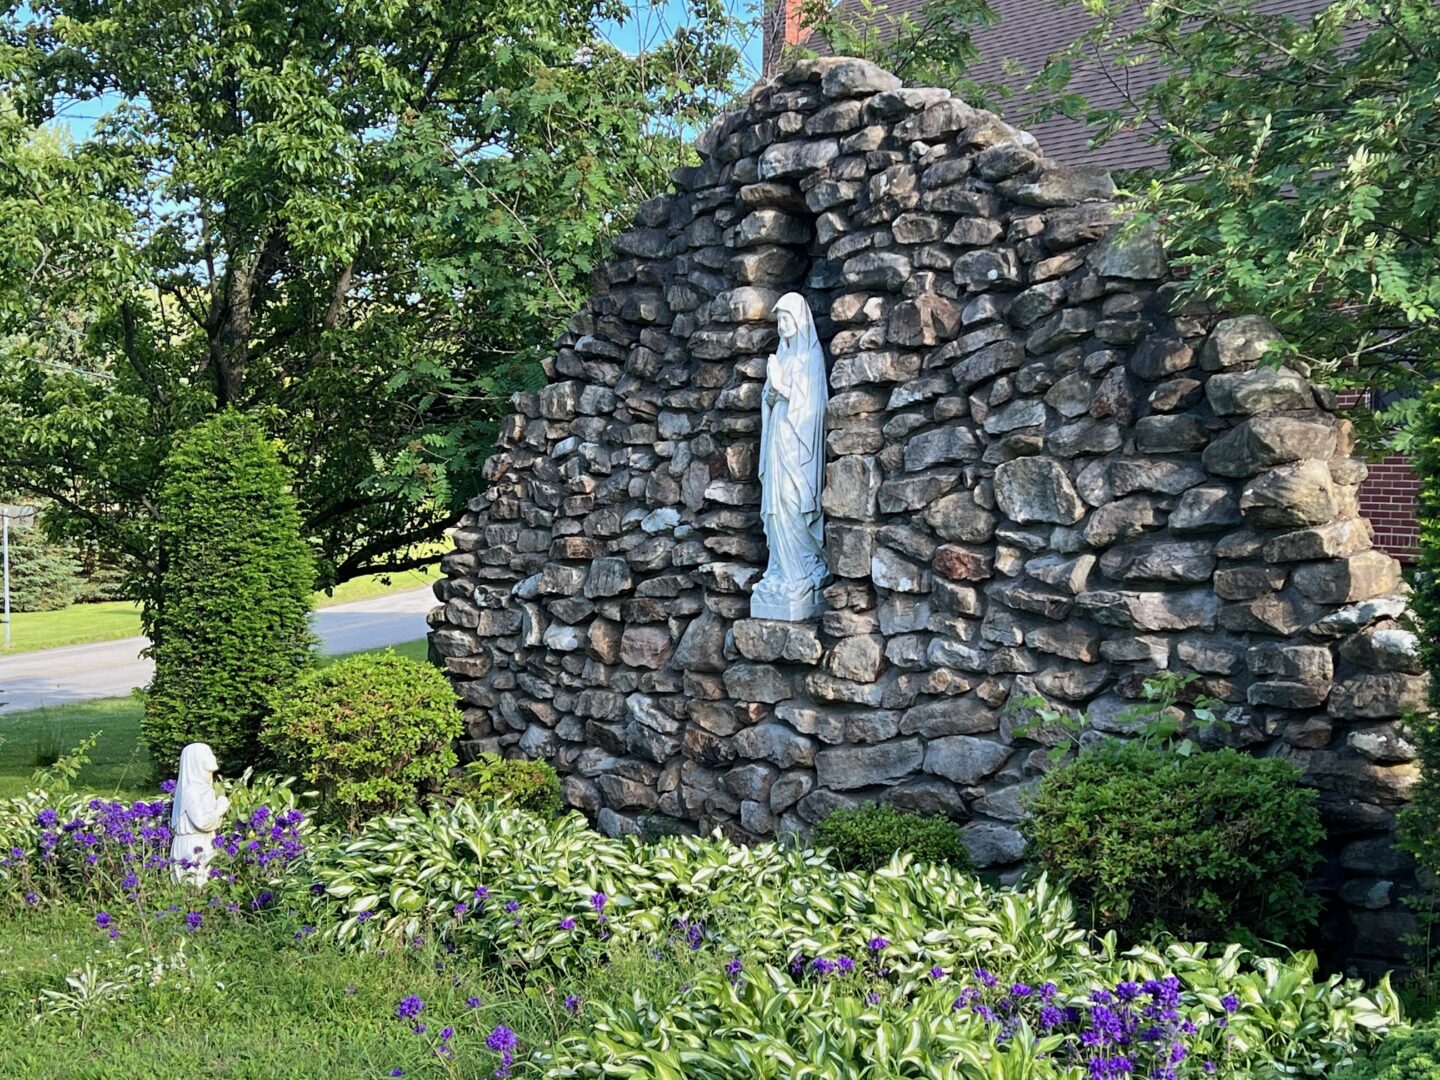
[752, 292, 830, 622]
[170, 743, 229, 887]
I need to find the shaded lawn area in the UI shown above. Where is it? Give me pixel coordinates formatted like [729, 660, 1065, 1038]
[0, 638, 431, 802]
[1, 560, 440, 655]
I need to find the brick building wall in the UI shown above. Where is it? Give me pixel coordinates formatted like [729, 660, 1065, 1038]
[1336, 390, 1420, 561]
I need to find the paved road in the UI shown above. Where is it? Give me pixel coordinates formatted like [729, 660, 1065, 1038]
[0, 587, 436, 714]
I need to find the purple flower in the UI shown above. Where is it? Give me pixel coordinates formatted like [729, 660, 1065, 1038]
[564, 994, 581, 1014]
[837, 955, 855, 974]
[160, 779, 177, 793]
[466, 996, 482, 1008]
[590, 892, 607, 913]
[559, 917, 576, 930]
[486, 1025, 518, 1080]
[36, 808, 58, 828]
[390, 1070, 404, 1077]
[441, 1026, 455, 1041]
[396, 995, 424, 1020]
[867, 936, 889, 952]
[23, 892, 37, 906]
[974, 967, 998, 988]
[1010, 982, 1033, 998]
[504, 901, 520, 913]
[413, 1022, 427, 1035]
[725, 957, 742, 981]
[453, 902, 468, 918]
[95, 911, 112, 930]
[1220, 993, 1239, 1014]
[929, 965, 946, 980]
[811, 957, 837, 976]
[184, 911, 203, 932]
[486, 1025, 518, 1053]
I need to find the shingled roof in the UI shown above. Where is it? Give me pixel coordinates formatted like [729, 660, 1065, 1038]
[765, 0, 1334, 171]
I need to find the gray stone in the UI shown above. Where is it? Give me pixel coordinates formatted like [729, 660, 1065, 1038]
[1076, 589, 1220, 631]
[770, 771, 814, 813]
[1292, 551, 1401, 605]
[620, 625, 673, 669]
[1099, 540, 1216, 585]
[1339, 625, 1423, 674]
[900, 696, 1000, 737]
[820, 58, 903, 97]
[673, 611, 728, 672]
[1207, 366, 1314, 414]
[1328, 673, 1429, 720]
[732, 722, 815, 768]
[1264, 519, 1373, 563]
[816, 739, 925, 790]
[824, 455, 881, 519]
[585, 557, 634, 598]
[1199, 316, 1286, 371]
[1239, 461, 1336, 528]
[924, 736, 1011, 784]
[883, 777, 967, 819]
[1083, 496, 1164, 546]
[1211, 417, 1339, 482]
[723, 663, 792, 704]
[961, 822, 1027, 866]
[1348, 724, 1418, 765]
[994, 458, 1085, 524]
[925, 490, 998, 543]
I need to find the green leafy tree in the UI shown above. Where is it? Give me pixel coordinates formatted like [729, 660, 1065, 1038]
[0, 0, 742, 595]
[1032, 0, 1440, 396]
[787, 0, 1001, 96]
[143, 411, 315, 773]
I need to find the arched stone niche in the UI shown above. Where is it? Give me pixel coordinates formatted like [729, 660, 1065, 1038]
[430, 57, 1426, 969]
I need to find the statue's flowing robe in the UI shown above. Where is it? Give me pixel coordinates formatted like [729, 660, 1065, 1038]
[170, 743, 225, 885]
[758, 296, 828, 593]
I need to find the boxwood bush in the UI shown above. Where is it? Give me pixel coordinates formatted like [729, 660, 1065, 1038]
[1021, 739, 1324, 945]
[1335, 1021, 1440, 1080]
[261, 651, 461, 826]
[455, 754, 562, 816]
[815, 802, 971, 872]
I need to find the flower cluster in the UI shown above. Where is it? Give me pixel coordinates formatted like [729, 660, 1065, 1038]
[948, 970, 1229, 1078]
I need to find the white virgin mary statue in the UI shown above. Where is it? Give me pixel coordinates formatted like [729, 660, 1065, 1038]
[752, 292, 829, 621]
[170, 742, 230, 887]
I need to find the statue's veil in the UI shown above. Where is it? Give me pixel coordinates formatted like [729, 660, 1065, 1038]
[171, 743, 220, 836]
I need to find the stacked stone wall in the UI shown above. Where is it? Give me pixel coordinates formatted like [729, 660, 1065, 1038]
[430, 58, 1426, 969]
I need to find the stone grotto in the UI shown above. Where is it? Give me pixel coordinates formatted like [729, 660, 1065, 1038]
[429, 57, 1427, 970]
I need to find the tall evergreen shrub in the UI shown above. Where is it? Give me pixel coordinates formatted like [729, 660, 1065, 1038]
[2, 515, 81, 612]
[1398, 388, 1440, 943]
[142, 412, 315, 772]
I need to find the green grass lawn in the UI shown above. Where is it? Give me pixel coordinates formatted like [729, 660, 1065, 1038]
[0, 638, 430, 802]
[1, 562, 440, 655]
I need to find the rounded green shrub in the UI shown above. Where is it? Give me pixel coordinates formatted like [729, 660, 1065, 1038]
[1335, 1021, 1440, 1080]
[814, 802, 972, 872]
[261, 651, 461, 825]
[1021, 739, 1324, 945]
[142, 412, 315, 772]
[456, 754, 562, 816]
